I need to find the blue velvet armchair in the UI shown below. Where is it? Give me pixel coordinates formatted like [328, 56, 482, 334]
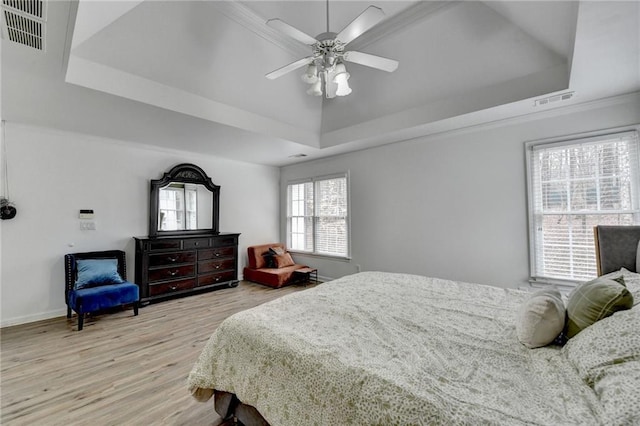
[65, 250, 139, 331]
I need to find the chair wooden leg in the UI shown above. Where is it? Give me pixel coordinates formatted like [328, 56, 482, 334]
[67, 307, 72, 318]
[77, 313, 84, 331]
[133, 303, 139, 316]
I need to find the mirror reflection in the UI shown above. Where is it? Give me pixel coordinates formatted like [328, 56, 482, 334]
[158, 183, 213, 231]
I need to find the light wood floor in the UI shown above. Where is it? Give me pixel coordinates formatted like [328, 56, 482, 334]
[1, 281, 315, 425]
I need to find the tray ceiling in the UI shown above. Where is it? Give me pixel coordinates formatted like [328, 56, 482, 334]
[2, 1, 639, 165]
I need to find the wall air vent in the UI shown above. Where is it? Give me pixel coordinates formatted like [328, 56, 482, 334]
[534, 91, 574, 107]
[1, 0, 46, 51]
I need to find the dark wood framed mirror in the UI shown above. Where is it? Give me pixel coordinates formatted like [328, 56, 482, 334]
[148, 163, 220, 237]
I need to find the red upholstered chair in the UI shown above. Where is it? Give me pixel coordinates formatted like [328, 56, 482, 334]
[243, 243, 308, 288]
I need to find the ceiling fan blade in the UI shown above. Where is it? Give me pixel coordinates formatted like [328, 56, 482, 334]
[266, 18, 318, 46]
[335, 6, 385, 46]
[343, 51, 398, 72]
[265, 56, 315, 80]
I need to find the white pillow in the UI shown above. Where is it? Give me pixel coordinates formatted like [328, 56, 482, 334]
[516, 288, 565, 348]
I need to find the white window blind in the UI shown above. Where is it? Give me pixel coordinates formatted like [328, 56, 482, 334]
[287, 174, 349, 257]
[527, 129, 640, 283]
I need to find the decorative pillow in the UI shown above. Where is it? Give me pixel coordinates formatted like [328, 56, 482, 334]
[637, 240, 640, 273]
[262, 252, 276, 268]
[273, 252, 295, 268]
[515, 288, 565, 348]
[74, 259, 124, 289]
[565, 276, 633, 339]
[269, 246, 285, 256]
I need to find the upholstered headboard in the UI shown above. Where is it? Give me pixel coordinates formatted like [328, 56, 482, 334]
[594, 226, 640, 275]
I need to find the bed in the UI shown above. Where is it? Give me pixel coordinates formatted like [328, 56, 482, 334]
[188, 226, 640, 425]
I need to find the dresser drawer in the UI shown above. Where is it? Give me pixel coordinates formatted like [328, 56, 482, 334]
[147, 240, 182, 251]
[148, 264, 195, 282]
[212, 236, 238, 247]
[149, 278, 195, 296]
[184, 238, 210, 249]
[197, 271, 235, 287]
[148, 251, 196, 267]
[199, 258, 235, 274]
[198, 246, 235, 260]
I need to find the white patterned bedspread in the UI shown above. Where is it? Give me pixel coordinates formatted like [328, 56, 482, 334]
[188, 272, 604, 425]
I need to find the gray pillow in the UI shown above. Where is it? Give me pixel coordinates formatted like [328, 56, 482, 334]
[565, 276, 634, 339]
[516, 288, 565, 348]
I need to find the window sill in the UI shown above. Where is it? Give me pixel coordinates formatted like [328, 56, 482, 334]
[528, 277, 583, 295]
[289, 251, 352, 262]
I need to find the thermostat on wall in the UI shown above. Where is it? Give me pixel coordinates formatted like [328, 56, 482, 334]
[79, 209, 94, 219]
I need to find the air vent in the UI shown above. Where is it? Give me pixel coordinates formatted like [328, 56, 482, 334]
[534, 91, 574, 107]
[1, 0, 46, 51]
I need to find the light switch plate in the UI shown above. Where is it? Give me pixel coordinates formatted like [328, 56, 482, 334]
[79, 209, 94, 219]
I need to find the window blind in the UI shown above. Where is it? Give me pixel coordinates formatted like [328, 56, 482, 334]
[528, 130, 640, 282]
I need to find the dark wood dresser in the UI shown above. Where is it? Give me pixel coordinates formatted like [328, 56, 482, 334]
[134, 233, 240, 303]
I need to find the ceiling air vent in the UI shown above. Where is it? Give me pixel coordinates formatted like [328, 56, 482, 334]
[1, 0, 46, 51]
[534, 91, 574, 107]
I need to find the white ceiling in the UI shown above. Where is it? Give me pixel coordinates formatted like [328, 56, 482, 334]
[2, 1, 639, 166]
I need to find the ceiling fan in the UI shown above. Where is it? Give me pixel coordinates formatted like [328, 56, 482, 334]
[265, 1, 399, 98]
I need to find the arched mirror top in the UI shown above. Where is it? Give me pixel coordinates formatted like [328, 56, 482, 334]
[149, 163, 220, 237]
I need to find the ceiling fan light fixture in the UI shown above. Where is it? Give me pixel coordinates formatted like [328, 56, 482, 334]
[307, 79, 323, 96]
[335, 80, 352, 97]
[333, 63, 351, 96]
[333, 63, 350, 83]
[301, 63, 319, 84]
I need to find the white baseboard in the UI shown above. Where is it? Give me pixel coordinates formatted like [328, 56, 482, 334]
[1, 308, 67, 328]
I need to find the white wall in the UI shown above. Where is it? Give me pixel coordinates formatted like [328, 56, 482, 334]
[0, 123, 280, 326]
[282, 93, 640, 288]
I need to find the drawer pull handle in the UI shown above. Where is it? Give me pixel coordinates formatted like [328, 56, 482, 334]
[215, 265, 221, 269]
[194, 242, 199, 246]
[168, 257, 177, 262]
[170, 285, 177, 291]
[215, 277, 221, 282]
[215, 252, 221, 257]
[168, 270, 178, 276]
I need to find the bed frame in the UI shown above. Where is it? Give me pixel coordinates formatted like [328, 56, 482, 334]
[594, 225, 640, 275]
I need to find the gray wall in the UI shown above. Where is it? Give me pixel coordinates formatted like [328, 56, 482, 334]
[281, 93, 640, 288]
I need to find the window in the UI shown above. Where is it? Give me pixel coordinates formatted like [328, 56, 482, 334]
[158, 183, 197, 231]
[287, 174, 349, 258]
[526, 129, 640, 284]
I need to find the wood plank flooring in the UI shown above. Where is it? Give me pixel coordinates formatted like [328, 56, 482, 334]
[1, 281, 315, 425]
